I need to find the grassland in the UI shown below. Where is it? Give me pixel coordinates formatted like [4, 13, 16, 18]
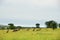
[0, 28, 60, 40]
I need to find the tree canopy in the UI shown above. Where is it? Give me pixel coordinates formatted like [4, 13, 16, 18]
[45, 20, 57, 30]
[36, 23, 40, 28]
[8, 23, 15, 29]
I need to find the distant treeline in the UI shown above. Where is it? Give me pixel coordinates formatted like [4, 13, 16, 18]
[0, 20, 60, 30]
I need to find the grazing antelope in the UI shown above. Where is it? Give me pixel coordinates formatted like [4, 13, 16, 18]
[6, 27, 9, 33]
[33, 28, 36, 31]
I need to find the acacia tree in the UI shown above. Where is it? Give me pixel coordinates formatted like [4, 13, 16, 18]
[45, 20, 57, 30]
[8, 23, 15, 29]
[36, 23, 40, 28]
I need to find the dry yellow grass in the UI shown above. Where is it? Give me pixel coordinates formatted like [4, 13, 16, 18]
[0, 28, 60, 40]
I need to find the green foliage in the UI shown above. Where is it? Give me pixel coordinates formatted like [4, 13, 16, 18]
[59, 24, 60, 28]
[8, 23, 14, 26]
[45, 20, 57, 30]
[36, 23, 40, 28]
[8, 23, 15, 29]
[10, 26, 15, 29]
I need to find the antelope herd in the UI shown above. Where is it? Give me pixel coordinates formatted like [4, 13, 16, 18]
[6, 28, 41, 33]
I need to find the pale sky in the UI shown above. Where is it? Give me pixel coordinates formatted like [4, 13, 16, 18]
[0, 0, 60, 27]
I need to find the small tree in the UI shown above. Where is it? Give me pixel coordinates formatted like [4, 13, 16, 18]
[59, 24, 60, 28]
[8, 23, 15, 29]
[36, 23, 40, 28]
[45, 20, 57, 30]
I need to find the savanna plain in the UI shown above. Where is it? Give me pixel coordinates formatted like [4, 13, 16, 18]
[0, 28, 60, 40]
